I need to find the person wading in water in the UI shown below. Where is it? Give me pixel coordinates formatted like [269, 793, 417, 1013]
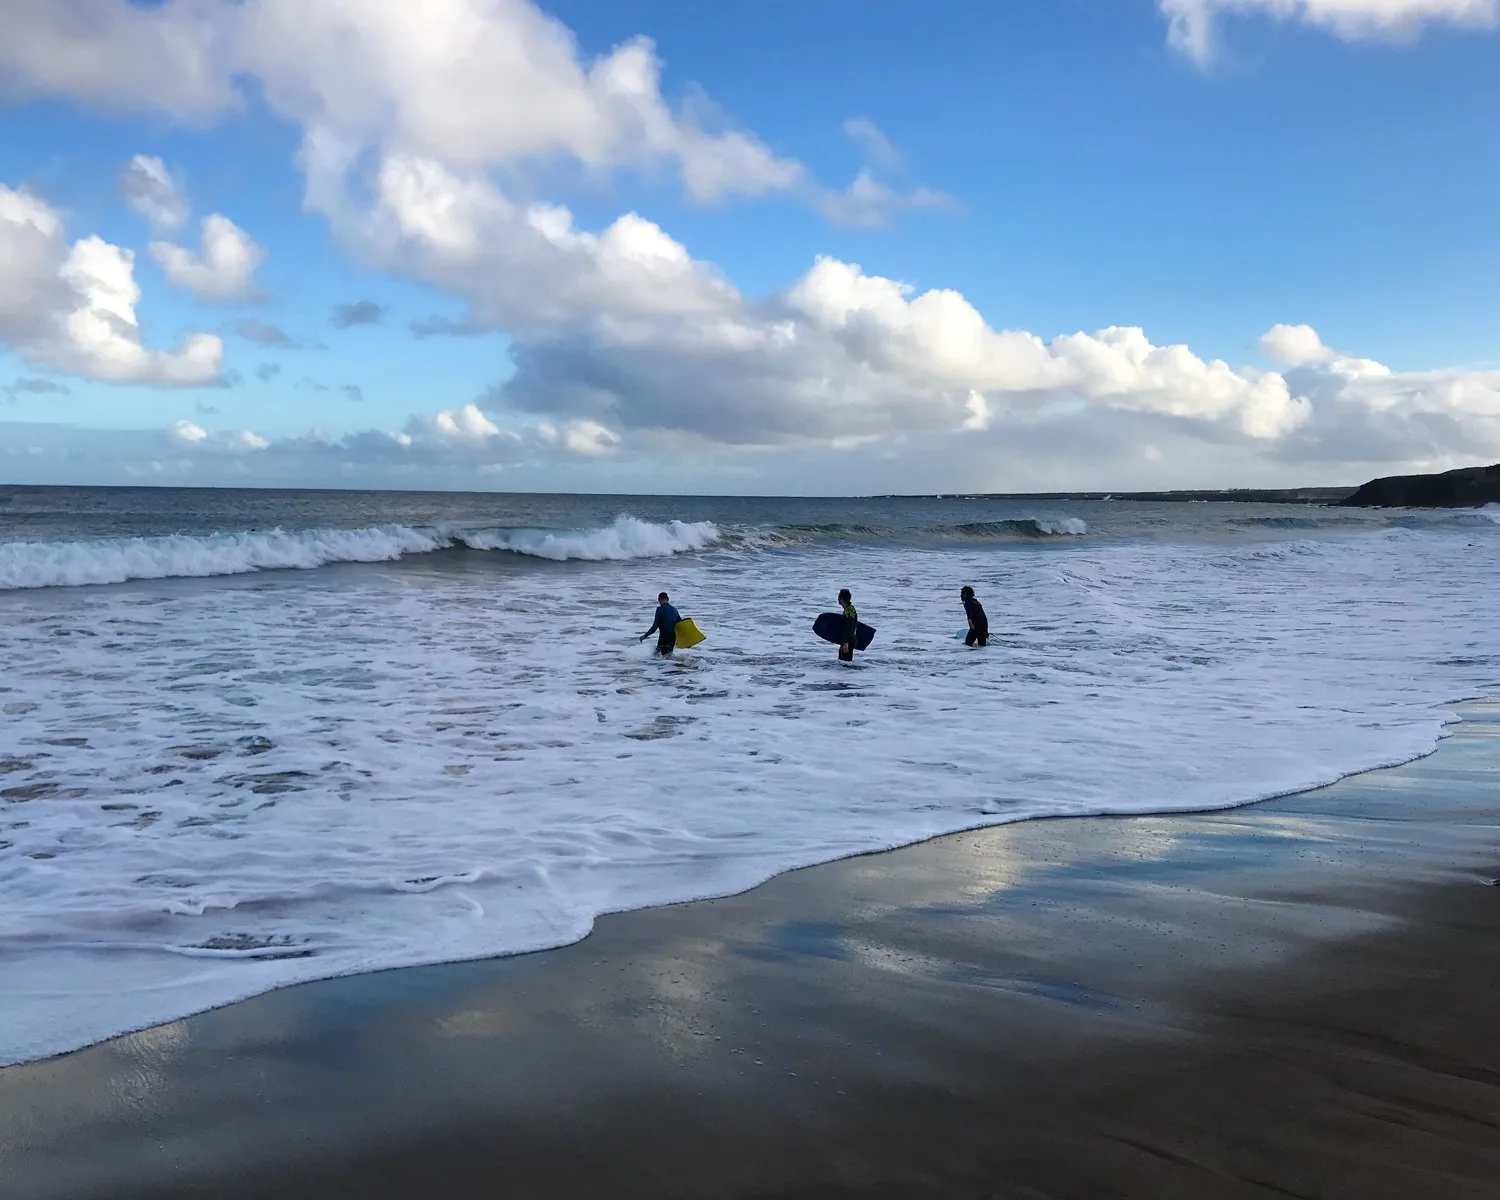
[838, 588, 858, 662]
[640, 592, 681, 657]
[961, 585, 988, 647]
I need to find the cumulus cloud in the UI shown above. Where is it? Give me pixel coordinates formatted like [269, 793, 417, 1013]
[352, 155, 737, 333]
[1161, 0, 1498, 64]
[466, 232, 1309, 447]
[1260, 322, 1334, 366]
[0, 184, 223, 386]
[1253, 325, 1500, 467]
[151, 214, 266, 303]
[120, 154, 189, 230]
[342, 384, 364, 402]
[0, 0, 805, 209]
[255, 361, 281, 382]
[170, 419, 269, 453]
[331, 300, 385, 328]
[7, 0, 1496, 487]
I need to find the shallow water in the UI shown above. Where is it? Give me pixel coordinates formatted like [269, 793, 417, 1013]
[1, 488, 1497, 1063]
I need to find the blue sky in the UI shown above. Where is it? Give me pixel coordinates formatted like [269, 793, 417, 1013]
[0, 0, 1497, 493]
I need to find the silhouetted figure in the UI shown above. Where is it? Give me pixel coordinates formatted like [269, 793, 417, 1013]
[961, 585, 988, 647]
[838, 588, 857, 662]
[640, 592, 681, 657]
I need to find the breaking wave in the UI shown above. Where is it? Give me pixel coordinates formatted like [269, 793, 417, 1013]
[0, 511, 1100, 591]
[0, 516, 723, 590]
[459, 517, 721, 561]
[770, 517, 1088, 542]
[931, 518, 1088, 538]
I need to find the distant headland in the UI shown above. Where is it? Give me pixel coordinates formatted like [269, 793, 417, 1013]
[923, 463, 1500, 508]
[1336, 463, 1500, 508]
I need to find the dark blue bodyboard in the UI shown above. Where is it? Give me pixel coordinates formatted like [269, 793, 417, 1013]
[813, 612, 876, 651]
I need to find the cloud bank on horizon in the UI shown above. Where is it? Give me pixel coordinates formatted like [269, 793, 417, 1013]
[0, 0, 1496, 492]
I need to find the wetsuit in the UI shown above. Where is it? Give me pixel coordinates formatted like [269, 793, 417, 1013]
[964, 596, 989, 647]
[840, 602, 858, 659]
[645, 603, 681, 656]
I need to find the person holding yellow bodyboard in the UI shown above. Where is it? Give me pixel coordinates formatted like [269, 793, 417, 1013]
[639, 591, 705, 656]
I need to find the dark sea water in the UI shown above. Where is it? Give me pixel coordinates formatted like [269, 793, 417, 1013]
[1, 484, 1496, 1065]
[0, 483, 1482, 575]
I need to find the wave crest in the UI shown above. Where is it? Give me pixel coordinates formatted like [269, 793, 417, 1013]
[461, 516, 720, 561]
[0, 525, 446, 591]
[932, 518, 1088, 538]
[0, 516, 722, 590]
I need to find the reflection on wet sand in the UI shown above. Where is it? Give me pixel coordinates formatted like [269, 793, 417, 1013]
[4, 703, 1498, 1198]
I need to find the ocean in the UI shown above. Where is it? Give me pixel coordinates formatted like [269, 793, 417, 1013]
[1, 485, 1496, 1066]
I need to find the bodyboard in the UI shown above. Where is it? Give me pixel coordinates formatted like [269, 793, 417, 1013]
[813, 612, 876, 651]
[674, 618, 706, 649]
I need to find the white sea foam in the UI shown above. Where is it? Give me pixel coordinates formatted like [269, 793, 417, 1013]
[0, 516, 720, 590]
[0, 524, 1496, 1064]
[0, 525, 447, 590]
[1033, 516, 1087, 536]
[462, 515, 721, 560]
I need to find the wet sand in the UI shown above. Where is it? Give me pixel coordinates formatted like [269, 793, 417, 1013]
[3, 703, 1500, 1199]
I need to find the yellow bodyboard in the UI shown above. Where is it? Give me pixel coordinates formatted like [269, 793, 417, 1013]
[674, 618, 706, 649]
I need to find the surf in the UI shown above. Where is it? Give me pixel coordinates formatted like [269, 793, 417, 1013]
[0, 515, 724, 590]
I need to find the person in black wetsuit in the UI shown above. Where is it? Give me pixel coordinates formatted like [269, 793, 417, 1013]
[961, 585, 988, 647]
[838, 588, 857, 662]
[639, 592, 681, 656]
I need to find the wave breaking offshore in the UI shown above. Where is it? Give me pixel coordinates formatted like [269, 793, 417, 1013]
[0, 511, 1097, 591]
[0, 515, 723, 590]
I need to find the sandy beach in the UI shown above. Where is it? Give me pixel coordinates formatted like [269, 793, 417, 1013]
[3, 701, 1499, 1199]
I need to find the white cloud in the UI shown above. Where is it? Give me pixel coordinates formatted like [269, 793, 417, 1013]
[822, 119, 953, 228]
[1261, 325, 1500, 466]
[120, 155, 189, 230]
[842, 117, 901, 171]
[158, 404, 621, 477]
[0, 1, 238, 117]
[353, 154, 736, 332]
[490, 248, 1311, 447]
[6, 0, 1497, 488]
[151, 214, 266, 303]
[819, 170, 957, 229]
[1162, 0, 1498, 65]
[170, 419, 208, 443]
[0, 184, 223, 386]
[0, 0, 805, 209]
[1260, 322, 1334, 366]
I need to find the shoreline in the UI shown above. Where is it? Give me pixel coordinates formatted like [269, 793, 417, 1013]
[3, 702, 1500, 1197]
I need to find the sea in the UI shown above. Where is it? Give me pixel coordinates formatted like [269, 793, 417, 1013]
[1, 485, 1497, 1066]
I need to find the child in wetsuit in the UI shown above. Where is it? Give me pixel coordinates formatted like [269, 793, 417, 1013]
[640, 592, 681, 656]
[961, 585, 988, 647]
[838, 588, 857, 662]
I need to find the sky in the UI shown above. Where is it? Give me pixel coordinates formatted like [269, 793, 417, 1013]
[0, 0, 1497, 495]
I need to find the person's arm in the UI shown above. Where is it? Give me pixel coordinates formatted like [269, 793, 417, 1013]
[640, 609, 662, 640]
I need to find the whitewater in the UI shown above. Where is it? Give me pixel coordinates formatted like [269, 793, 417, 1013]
[1, 492, 1496, 1065]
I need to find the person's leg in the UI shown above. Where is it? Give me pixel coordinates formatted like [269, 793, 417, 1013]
[838, 644, 853, 662]
[657, 632, 676, 656]
[965, 629, 978, 647]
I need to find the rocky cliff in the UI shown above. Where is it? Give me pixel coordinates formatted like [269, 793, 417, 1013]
[1339, 463, 1500, 508]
